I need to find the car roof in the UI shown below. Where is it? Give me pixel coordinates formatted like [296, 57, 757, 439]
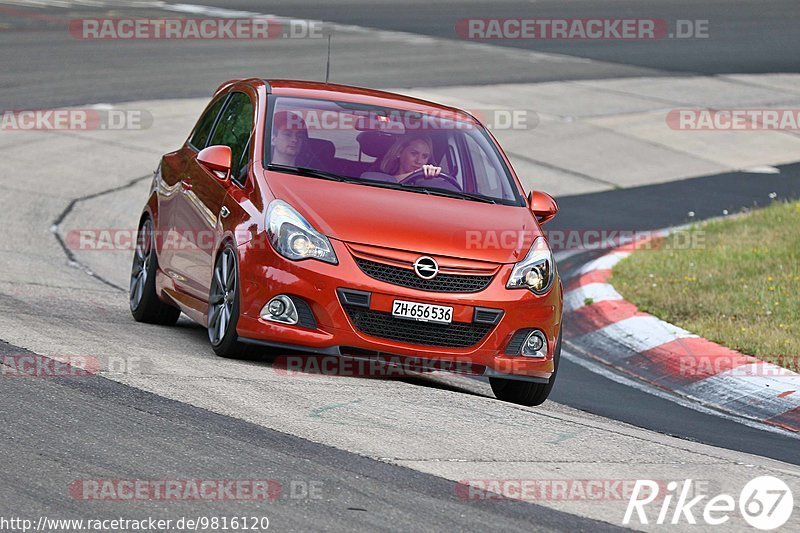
[220, 78, 479, 125]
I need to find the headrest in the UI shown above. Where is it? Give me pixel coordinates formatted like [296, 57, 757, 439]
[306, 137, 335, 161]
[356, 131, 397, 158]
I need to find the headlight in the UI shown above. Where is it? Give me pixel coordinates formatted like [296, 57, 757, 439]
[267, 200, 337, 264]
[506, 236, 554, 294]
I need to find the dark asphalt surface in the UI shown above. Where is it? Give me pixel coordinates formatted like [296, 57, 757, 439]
[554, 351, 800, 466]
[228, 0, 800, 76]
[0, 0, 661, 109]
[0, 342, 614, 532]
[3, 0, 799, 108]
[2, 0, 799, 529]
[552, 163, 800, 232]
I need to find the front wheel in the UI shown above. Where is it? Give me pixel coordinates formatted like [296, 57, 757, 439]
[208, 243, 252, 358]
[490, 329, 561, 406]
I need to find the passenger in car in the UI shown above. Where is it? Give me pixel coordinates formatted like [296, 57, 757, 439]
[271, 111, 308, 166]
[371, 134, 442, 182]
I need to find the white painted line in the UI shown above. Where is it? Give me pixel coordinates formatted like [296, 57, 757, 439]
[580, 315, 696, 354]
[553, 249, 585, 262]
[742, 165, 780, 174]
[563, 282, 622, 312]
[164, 3, 271, 19]
[561, 348, 800, 439]
[721, 362, 800, 382]
[577, 251, 631, 275]
[680, 364, 800, 419]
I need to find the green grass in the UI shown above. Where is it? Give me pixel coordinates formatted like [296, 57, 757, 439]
[611, 200, 800, 370]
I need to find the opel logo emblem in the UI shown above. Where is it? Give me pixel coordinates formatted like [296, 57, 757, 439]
[413, 256, 439, 279]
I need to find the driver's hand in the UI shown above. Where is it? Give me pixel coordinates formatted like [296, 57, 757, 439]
[421, 164, 442, 177]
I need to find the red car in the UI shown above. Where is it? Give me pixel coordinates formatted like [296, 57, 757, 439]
[130, 79, 562, 406]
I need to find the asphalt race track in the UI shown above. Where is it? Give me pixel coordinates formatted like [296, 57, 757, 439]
[1, 1, 799, 531]
[4, 0, 800, 108]
[230, 0, 800, 75]
[0, 340, 617, 532]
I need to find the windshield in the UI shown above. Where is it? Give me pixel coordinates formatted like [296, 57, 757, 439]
[264, 96, 524, 206]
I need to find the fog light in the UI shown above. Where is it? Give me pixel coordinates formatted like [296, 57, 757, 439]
[267, 299, 286, 316]
[521, 330, 547, 358]
[261, 295, 299, 324]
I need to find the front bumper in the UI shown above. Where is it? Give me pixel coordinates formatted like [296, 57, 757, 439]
[236, 237, 562, 381]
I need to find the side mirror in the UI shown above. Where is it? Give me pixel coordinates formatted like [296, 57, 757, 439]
[528, 191, 558, 225]
[197, 145, 232, 184]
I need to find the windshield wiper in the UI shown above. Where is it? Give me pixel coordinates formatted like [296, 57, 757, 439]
[268, 165, 409, 192]
[267, 164, 350, 182]
[268, 165, 404, 191]
[267, 165, 498, 203]
[406, 186, 497, 204]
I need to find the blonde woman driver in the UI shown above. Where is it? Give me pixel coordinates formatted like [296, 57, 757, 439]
[379, 134, 442, 182]
[361, 134, 444, 183]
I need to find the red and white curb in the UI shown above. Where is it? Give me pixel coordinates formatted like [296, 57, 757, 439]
[561, 241, 800, 433]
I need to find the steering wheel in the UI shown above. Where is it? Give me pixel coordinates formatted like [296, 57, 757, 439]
[399, 169, 462, 191]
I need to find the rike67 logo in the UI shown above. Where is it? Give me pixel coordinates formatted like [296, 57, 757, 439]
[624, 476, 794, 529]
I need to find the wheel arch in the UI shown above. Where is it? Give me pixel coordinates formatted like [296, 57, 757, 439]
[142, 190, 160, 229]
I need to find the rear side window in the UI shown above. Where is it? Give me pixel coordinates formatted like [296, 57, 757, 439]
[208, 92, 254, 181]
[189, 96, 227, 149]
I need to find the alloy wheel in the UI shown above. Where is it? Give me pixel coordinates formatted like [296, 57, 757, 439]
[208, 248, 237, 345]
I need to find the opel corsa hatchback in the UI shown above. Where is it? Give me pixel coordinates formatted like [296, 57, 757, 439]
[130, 79, 563, 406]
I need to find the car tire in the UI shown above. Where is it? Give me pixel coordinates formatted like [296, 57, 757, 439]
[207, 242, 254, 359]
[490, 328, 561, 407]
[129, 217, 181, 325]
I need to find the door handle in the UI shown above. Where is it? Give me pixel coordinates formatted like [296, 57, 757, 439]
[220, 206, 230, 218]
[181, 179, 192, 191]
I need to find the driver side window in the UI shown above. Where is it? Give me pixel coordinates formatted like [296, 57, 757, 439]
[208, 92, 254, 186]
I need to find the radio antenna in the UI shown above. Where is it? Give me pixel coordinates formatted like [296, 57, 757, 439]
[325, 31, 332, 84]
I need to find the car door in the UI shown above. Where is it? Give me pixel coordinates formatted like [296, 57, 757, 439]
[159, 94, 227, 283]
[171, 91, 254, 300]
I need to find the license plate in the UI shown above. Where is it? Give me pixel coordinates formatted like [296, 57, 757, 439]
[392, 300, 453, 324]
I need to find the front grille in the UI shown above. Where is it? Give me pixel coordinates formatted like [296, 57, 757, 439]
[354, 258, 493, 293]
[344, 306, 493, 348]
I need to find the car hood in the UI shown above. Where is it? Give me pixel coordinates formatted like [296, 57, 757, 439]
[266, 171, 539, 264]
